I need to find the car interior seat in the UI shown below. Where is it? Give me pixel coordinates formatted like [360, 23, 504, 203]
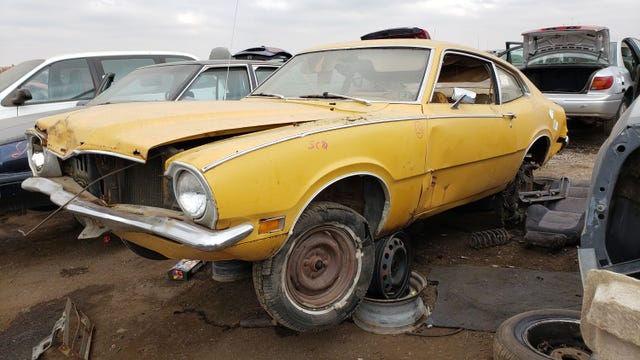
[523, 178, 590, 248]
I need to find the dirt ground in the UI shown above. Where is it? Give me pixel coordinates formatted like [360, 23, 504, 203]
[0, 125, 605, 360]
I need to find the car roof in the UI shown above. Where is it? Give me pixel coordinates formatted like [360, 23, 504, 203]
[129, 58, 284, 71]
[32, 51, 198, 64]
[301, 38, 481, 54]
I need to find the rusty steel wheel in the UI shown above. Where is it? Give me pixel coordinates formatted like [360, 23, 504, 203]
[286, 225, 358, 308]
[253, 201, 374, 332]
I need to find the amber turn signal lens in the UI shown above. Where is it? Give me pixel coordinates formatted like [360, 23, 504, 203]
[258, 216, 285, 234]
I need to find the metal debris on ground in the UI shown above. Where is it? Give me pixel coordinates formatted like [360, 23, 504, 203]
[32, 297, 94, 360]
[518, 176, 570, 204]
[469, 228, 511, 249]
[168, 259, 204, 281]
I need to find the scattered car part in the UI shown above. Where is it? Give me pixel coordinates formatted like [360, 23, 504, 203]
[580, 97, 640, 277]
[519, 177, 570, 204]
[353, 271, 428, 334]
[367, 232, 412, 299]
[493, 309, 590, 360]
[168, 259, 204, 281]
[32, 298, 94, 360]
[211, 260, 252, 282]
[469, 228, 511, 249]
[361, 27, 430, 40]
[523, 178, 589, 248]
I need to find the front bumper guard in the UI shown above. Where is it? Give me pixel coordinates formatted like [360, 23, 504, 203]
[22, 177, 254, 252]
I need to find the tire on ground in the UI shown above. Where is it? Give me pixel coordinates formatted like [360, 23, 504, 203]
[252, 201, 375, 332]
[493, 309, 589, 360]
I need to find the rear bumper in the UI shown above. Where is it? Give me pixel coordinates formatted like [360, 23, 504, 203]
[21, 177, 254, 251]
[545, 93, 622, 119]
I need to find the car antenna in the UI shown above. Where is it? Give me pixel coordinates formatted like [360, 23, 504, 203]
[223, 0, 240, 101]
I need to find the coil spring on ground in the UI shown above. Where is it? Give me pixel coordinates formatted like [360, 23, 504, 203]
[469, 228, 511, 249]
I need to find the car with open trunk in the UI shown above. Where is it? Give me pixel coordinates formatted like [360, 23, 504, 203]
[520, 26, 640, 133]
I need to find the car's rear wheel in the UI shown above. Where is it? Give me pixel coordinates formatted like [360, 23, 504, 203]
[604, 99, 629, 135]
[253, 201, 374, 332]
[500, 161, 536, 225]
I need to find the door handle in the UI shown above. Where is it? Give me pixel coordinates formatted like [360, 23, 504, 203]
[502, 113, 517, 120]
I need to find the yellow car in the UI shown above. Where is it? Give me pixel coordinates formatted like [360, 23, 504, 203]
[23, 38, 567, 332]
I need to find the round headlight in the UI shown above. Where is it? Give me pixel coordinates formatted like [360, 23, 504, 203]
[176, 171, 208, 219]
[29, 137, 46, 172]
[31, 151, 45, 172]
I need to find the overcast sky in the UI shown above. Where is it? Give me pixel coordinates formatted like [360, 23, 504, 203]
[1, 0, 638, 66]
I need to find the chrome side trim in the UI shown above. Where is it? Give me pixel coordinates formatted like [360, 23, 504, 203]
[21, 177, 253, 252]
[201, 114, 500, 172]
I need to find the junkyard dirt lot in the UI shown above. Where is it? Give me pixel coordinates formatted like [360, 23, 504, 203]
[0, 126, 603, 360]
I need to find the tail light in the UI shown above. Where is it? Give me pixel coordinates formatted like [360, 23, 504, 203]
[590, 76, 613, 90]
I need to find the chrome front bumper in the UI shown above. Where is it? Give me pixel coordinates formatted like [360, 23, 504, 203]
[21, 177, 254, 251]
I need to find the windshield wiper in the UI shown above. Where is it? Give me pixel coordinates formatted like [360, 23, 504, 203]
[300, 92, 371, 106]
[250, 92, 285, 99]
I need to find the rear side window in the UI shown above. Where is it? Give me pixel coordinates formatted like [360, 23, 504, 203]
[496, 67, 525, 103]
[181, 67, 250, 100]
[100, 58, 155, 82]
[23, 58, 94, 103]
[255, 66, 278, 84]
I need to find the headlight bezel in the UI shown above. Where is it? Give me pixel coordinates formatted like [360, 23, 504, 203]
[167, 162, 217, 228]
[26, 132, 62, 177]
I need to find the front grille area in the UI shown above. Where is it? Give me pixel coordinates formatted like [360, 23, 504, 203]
[62, 149, 177, 209]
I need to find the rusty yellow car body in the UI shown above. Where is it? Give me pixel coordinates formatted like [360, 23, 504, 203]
[24, 38, 567, 331]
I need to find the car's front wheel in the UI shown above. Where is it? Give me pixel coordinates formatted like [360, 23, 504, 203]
[253, 201, 374, 332]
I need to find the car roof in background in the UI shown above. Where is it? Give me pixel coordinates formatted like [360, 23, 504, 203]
[25, 50, 198, 64]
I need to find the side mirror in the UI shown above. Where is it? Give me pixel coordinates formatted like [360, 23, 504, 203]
[1, 88, 33, 106]
[96, 72, 115, 95]
[450, 87, 476, 109]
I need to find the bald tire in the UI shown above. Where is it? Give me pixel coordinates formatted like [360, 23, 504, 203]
[493, 309, 585, 360]
[252, 201, 374, 332]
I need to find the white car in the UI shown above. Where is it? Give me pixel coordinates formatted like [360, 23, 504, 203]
[519, 26, 640, 133]
[0, 51, 196, 119]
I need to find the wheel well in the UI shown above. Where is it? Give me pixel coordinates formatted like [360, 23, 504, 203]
[312, 175, 387, 235]
[526, 136, 551, 166]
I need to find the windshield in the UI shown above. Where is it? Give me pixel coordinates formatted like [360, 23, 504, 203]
[528, 52, 610, 66]
[0, 59, 44, 93]
[252, 47, 431, 102]
[88, 64, 199, 104]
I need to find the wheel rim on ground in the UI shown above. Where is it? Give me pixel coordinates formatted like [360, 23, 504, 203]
[369, 232, 411, 299]
[286, 225, 358, 308]
[523, 318, 591, 360]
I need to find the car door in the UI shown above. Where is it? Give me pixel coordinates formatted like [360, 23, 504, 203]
[621, 38, 640, 99]
[417, 51, 518, 213]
